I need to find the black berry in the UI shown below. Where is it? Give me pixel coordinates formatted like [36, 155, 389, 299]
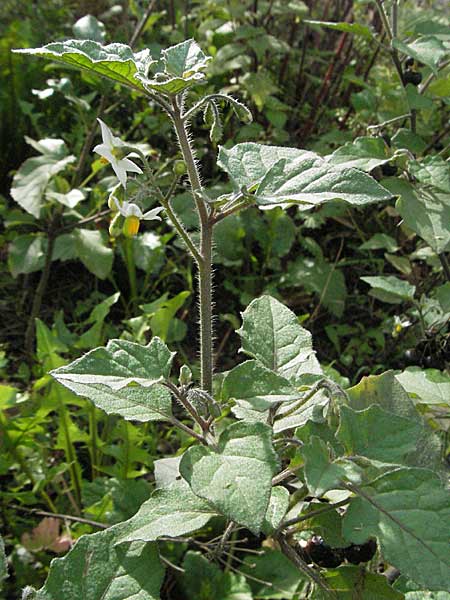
[405, 57, 414, 68]
[403, 348, 417, 365]
[381, 163, 398, 177]
[404, 70, 422, 86]
[304, 536, 342, 568]
[343, 539, 377, 564]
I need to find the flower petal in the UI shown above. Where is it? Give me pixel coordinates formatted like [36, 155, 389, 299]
[142, 206, 164, 221]
[112, 161, 128, 188]
[97, 118, 114, 148]
[121, 158, 143, 175]
[94, 144, 114, 162]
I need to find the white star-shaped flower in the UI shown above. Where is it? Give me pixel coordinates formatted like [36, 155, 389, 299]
[93, 119, 143, 188]
[112, 198, 164, 221]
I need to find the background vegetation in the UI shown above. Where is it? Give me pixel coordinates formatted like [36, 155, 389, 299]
[0, 1, 448, 598]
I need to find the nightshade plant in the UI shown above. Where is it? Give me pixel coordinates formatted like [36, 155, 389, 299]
[6, 32, 450, 600]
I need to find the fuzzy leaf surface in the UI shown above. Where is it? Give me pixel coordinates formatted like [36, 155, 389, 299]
[30, 528, 164, 600]
[337, 404, 421, 463]
[327, 136, 391, 171]
[344, 468, 450, 590]
[237, 295, 321, 384]
[14, 40, 154, 92]
[51, 338, 174, 422]
[255, 155, 392, 209]
[222, 360, 300, 412]
[115, 482, 217, 544]
[180, 422, 279, 534]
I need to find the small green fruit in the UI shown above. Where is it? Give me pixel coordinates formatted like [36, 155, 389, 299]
[173, 160, 187, 176]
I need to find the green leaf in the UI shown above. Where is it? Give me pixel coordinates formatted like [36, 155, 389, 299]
[75, 292, 120, 349]
[392, 35, 448, 74]
[237, 296, 322, 384]
[74, 229, 114, 279]
[29, 527, 164, 600]
[311, 565, 404, 599]
[327, 136, 391, 171]
[218, 142, 310, 191]
[51, 338, 174, 422]
[274, 387, 331, 434]
[180, 421, 279, 534]
[396, 367, 450, 406]
[360, 275, 416, 304]
[359, 233, 399, 253]
[255, 155, 392, 209]
[385, 178, 450, 253]
[163, 39, 211, 77]
[343, 468, 450, 590]
[337, 404, 421, 463]
[11, 154, 75, 217]
[181, 551, 252, 600]
[222, 360, 300, 412]
[240, 549, 305, 599]
[346, 372, 442, 472]
[302, 436, 361, 497]
[115, 482, 217, 544]
[391, 128, 426, 154]
[8, 234, 46, 277]
[304, 20, 374, 38]
[72, 15, 106, 43]
[136, 40, 211, 96]
[14, 40, 154, 93]
[262, 486, 290, 535]
[409, 156, 450, 194]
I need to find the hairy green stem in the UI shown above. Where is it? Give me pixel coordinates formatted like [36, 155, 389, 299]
[171, 100, 214, 394]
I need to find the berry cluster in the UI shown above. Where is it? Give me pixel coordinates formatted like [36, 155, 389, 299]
[403, 57, 422, 86]
[300, 536, 377, 568]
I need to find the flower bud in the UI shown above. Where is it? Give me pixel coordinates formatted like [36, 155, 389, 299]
[123, 215, 140, 237]
[179, 365, 193, 386]
[109, 212, 123, 237]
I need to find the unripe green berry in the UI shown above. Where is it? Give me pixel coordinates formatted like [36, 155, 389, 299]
[173, 160, 187, 176]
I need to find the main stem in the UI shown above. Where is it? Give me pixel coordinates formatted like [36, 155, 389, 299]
[171, 99, 214, 394]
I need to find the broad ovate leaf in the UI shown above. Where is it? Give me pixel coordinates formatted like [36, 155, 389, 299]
[115, 482, 217, 544]
[327, 136, 391, 171]
[14, 40, 154, 93]
[11, 154, 75, 218]
[396, 367, 450, 407]
[385, 178, 450, 254]
[337, 404, 421, 464]
[51, 338, 174, 422]
[344, 467, 450, 590]
[180, 421, 279, 534]
[222, 359, 300, 412]
[255, 154, 392, 209]
[347, 371, 442, 472]
[27, 528, 164, 600]
[74, 229, 113, 279]
[238, 295, 322, 384]
[218, 142, 312, 191]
